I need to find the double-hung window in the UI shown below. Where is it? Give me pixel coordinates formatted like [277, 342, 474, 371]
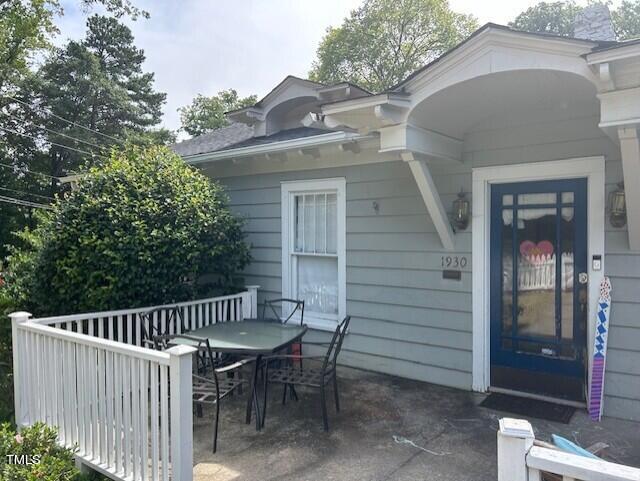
[281, 178, 346, 330]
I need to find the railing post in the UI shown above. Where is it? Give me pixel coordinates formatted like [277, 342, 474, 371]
[167, 344, 197, 481]
[497, 418, 535, 481]
[245, 285, 260, 318]
[9, 311, 32, 428]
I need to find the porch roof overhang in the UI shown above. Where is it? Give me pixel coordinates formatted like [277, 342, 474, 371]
[320, 24, 605, 252]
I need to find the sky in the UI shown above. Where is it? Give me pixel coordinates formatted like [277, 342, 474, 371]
[55, 0, 618, 135]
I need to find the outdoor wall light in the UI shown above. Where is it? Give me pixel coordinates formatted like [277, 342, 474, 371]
[609, 182, 627, 228]
[451, 190, 470, 231]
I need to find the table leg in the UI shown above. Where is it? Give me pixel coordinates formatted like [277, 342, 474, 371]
[245, 354, 262, 429]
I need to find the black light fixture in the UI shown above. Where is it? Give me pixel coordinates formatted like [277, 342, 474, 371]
[609, 182, 627, 228]
[452, 189, 470, 231]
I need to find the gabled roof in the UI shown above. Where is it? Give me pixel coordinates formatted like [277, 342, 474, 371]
[171, 123, 253, 157]
[389, 23, 617, 92]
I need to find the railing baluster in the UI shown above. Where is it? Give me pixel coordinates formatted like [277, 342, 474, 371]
[150, 362, 159, 481]
[160, 365, 169, 481]
[115, 352, 123, 475]
[140, 359, 148, 481]
[123, 355, 132, 477]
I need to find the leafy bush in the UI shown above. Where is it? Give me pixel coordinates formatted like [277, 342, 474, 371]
[0, 422, 103, 480]
[0, 288, 13, 423]
[4, 146, 251, 316]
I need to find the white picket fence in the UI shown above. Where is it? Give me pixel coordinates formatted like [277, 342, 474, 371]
[10, 287, 258, 481]
[497, 418, 640, 481]
[504, 253, 574, 291]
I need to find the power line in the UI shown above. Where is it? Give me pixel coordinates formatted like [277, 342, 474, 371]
[0, 195, 52, 210]
[0, 125, 108, 160]
[0, 162, 61, 181]
[3, 94, 126, 146]
[0, 186, 54, 202]
[1, 111, 107, 151]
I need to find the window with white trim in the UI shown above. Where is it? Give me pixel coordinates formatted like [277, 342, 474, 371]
[282, 178, 346, 330]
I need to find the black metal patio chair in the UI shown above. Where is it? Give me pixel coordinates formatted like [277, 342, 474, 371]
[260, 315, 351, 431]
[140, 305, 187, 350]
[163, 334, 256, 453]
[261, 298, 305, 325]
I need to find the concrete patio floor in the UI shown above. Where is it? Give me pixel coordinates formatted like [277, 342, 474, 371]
[193, 366, 640, 481]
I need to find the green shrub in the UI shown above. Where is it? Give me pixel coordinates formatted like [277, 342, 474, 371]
[0, 288, 13, 423]
[4, 146, 251, 316]
[0, 422, 103, 480]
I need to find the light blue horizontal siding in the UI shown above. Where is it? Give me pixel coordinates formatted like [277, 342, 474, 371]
[216, 160, 474, 389]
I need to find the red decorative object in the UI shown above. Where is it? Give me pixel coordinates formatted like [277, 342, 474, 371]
[520, 240, 554, 262]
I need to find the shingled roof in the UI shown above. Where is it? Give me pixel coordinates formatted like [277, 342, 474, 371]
[171, 123, 254, 157]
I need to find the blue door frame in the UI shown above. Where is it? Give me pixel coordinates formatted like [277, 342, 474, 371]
[490, 179, 588, 385]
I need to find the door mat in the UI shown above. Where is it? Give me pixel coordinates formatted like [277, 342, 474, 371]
[479, 393, 575, 424]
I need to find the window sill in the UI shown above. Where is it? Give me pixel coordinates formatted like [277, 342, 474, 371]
[303, 316, 339, 332]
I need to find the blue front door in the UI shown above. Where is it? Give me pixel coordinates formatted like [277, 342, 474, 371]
[490, 179, 588, 401]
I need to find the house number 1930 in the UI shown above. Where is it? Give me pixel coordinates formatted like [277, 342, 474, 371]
[441, 256, 467, 268]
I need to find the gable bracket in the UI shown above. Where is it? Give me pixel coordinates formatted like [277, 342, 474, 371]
[401, 151, 456, 251]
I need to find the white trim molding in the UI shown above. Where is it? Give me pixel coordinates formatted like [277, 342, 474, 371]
[281, 178, 347, 331]
[471, 157, 606, 393]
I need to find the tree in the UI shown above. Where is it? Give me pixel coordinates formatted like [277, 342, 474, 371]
[0, 0, 146, 90]
[3, 146, 251, 316]
[510, 1, 640, 40]
[36, 14, 167, 184]
[309, 0, 478, 93]
[509, 1, 581, 37]
[178, 90, 257, 137]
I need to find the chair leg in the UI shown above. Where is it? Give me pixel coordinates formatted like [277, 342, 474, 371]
[333, 375, 340, 413]
[290, 385, 299, 401]
[261, 367, 269, 429]
[282, 384, 288, 405]
[213, 401, 220, 454]
[320, 385, 329, 432]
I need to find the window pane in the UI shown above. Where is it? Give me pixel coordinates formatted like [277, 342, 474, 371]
[562, 192, 574, 203]
[304, 194, 315, 253]
[518, 193, 556, 205]
[326, 193, 337, 254]
[294, 195, 303, 252]
[297, 256, 338, 315]
[316, 193, 326, 254]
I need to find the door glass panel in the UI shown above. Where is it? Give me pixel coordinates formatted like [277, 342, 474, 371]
[502, 195, 513, 206]
[518, 193, 556, 205]
[515, 208, 557, 349]
[501, 210, 514, 335]
[562, 192, 574, 203]
[560, 207, 575, 344]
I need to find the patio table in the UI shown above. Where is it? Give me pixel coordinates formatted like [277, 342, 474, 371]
[170, 319, 307, 430]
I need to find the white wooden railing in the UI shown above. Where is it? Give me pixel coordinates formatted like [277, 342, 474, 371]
[10, 287, 259, 481]
[497, 418, 640, 481]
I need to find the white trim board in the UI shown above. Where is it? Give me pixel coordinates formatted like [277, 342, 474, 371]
[471, 156, 606, 393]
[281, 178, 347, 331]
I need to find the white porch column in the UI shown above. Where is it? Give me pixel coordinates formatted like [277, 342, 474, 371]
[9, 311, 32, 428]
[167, 344, 197, 481]
[618, 126, 640, 251]
[497, 418, 535, 481]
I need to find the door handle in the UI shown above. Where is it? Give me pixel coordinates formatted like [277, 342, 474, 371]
[578, 272, 588, 284]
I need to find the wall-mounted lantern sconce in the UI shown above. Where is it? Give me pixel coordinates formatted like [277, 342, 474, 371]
[609, 182, 627, 228]
[451, 190, 470, 231]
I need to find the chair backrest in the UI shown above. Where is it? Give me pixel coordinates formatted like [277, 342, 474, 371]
[262, 298, 305, 325]
[322, 316, 351, 373]
[140, 305, 187, 349]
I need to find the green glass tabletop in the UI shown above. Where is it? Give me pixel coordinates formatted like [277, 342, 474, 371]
[170, 320, 307, 354]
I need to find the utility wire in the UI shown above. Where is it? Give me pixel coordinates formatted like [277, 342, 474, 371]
[0, 125, 108, 160]
[1, 111, 107, 151]
[0, 186, 54, 202]
[3, 94, 126, 146]
[0, 195, 52, 210]
[0, 161, 61, 181]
